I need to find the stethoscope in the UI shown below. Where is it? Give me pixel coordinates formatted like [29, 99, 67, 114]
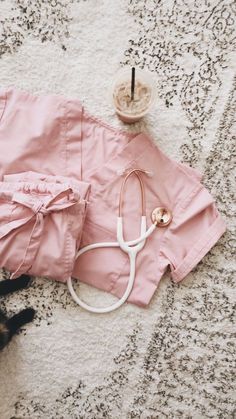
[67, 169, 172, 313]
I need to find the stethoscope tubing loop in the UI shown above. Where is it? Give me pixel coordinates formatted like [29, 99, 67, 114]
[67, 169, 158, 313]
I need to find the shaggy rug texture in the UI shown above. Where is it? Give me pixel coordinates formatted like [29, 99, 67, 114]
[0, 0, 235, 418]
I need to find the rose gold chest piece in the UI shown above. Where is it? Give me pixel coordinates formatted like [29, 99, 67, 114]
[151, 207, 172, 227]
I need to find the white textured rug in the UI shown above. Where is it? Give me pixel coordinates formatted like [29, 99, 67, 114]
[0, 1, 235, 418]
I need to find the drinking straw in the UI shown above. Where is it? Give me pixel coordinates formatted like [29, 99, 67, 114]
[131, 67, 135, 101]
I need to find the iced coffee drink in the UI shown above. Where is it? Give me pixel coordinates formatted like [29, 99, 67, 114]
[111, 67, 156, 123]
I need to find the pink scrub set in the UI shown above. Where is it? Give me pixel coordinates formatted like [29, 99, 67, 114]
[0, 87, 226, 307]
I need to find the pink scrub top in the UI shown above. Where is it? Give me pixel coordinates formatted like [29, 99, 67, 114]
[0, 87, 226, 306]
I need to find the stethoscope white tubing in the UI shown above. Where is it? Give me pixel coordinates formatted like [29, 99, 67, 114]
[67, 216, 152, 313]
[68, 252, 136, 313]
[117, 216, 156, 248]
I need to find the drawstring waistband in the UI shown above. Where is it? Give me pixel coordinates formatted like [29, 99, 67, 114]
[0, 188, 81, 279]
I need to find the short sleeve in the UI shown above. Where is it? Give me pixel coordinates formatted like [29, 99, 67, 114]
[161, 184, 226, 282]
[177, 161, 203, 182]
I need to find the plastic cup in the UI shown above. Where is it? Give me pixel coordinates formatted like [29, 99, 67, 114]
[111, 67, 156, 123]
